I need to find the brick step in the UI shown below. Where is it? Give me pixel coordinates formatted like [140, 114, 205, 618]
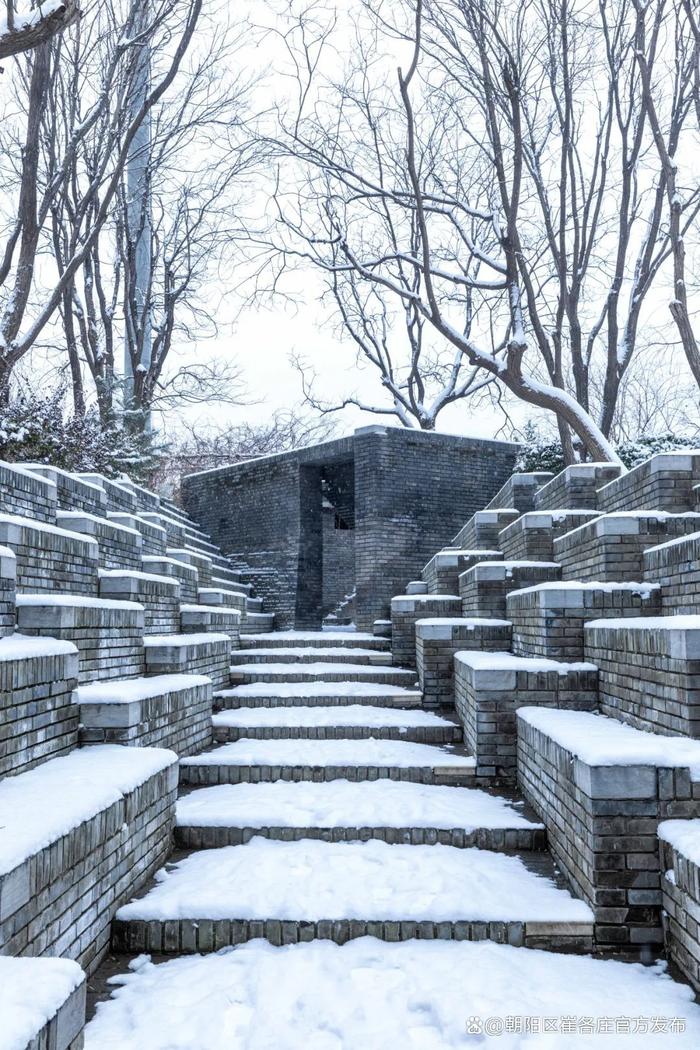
[98, 569, 181, 635]
[144, 632, 231, 690]
[534, 463, 622, 511]
[76, 673, 213, 754]
[166, 548, 213, 586]
[498, 509, 599, 562]
[108, 512, 167, 556]
[180, 603, 241, 640]
[229, 662, 417, 687]
[175, 780, 545, 851]
[23, 463, 106, 516]
[454, 651, 598, 783]
[213, 683, 423, 709]
[179, 737, 475, 785]
[77, 473, 137, 514]
[452, 508, 520, 550]
[245, 596, 264, 613]
[212, 705, 461, 744]
[0, 957, 85, 1050]
[0, 461, 58, 522]
[459, 560, 561, 619]
[141, 555, 198, 602]
[112, 839, 593, 952]
[198, 587, 247, 611]
[240, 612, 276, 634]
[239, 631, 390, 651]
[209, 564, 243, 585]
[416, 617, 512, 707]
[516, 706, 700, 951]
[16, 593, 145, 683]
[421, 548, 502, 595]
[485, 472, 553, 513]
[554, 511, 700, 583]
[508, 581, 662, 660]
[0, 513, 100, 595]
[57, 510, 143, 571]
[596, 451, 700, 513]
[230, 647, 392, 667]
[0, 745, 177, 969]
[139, 511, 187, 548]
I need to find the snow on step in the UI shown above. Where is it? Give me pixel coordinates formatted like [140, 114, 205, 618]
[215, 681, 423, 708]
[0, 746, 176, 876]
[77, 673, 212, 704]
[83, 939, 700, 1050]
[212, 706, 452, 729]
[176, 781, 541, 832]
[119, 835, 591, 928]
[243, 630, 389, 648]
[231, 646, 391, 662]
[180, 738, 474, 770]
[117, 838, 591, 924]
[518, 707, 700, 776]
[230, 662, 415, 679]
[0, 956, 85, 1050]
[0, 633, 77, 661]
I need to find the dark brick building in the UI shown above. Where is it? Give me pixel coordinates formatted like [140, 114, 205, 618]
[181, 425, 518, 630]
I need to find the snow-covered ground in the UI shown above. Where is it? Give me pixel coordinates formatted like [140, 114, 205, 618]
[84, 939, 700, 1049]
[0, 957, 84, 1050]
[176, 781, 542, 831]
[116, 838, 591, 923]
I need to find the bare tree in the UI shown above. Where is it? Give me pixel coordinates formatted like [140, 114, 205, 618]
[633, 0, 700, 389]
[0, 0, 203, 398]
[0, 0, 78, 61]
[267, 0, 700, 463]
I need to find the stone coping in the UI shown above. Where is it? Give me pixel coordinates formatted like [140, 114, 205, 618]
[460, 561, 559, 582]
[0, 544, 16, 580]
[57, 509, 142, 539]
[584, 615, 700, 658]
[507, 581, 660, 607]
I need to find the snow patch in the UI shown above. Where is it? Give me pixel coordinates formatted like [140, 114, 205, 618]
[0, 956, 84, 1050]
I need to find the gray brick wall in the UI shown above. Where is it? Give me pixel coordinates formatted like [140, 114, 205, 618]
[182, 427, 519, 631]
[555, 513, 700, 582]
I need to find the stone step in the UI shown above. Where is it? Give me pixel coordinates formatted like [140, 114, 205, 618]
[180, 603, 240, 642]
[25, 464, 106, 516]
[229, 647, 392, 667]
[179, 737, 476, 786]
[16, 594, 145, 683]
[485, 472, 553, 513]
[238, 631, 390, 651]
[516, 705, 700, 950]
[99, 569, 181, 635]
[58, 510, 143, 572]
[0, 633, 78, 778]
[229, 662, 417, 687]
[0, 745, 177, 969]
[166, 548, 213, 586]
[76, 672, 213, 754]
[144, 632, 231, 690]
[240, 612, 276, 634]
[142, 555, 198, 602]
[175, 780, 545, 851]
[508, 581, 662, 660]
[0, 513, 100, 595]
[108, 512, 167, 556]
[416, 617, 512, 707]
[112, 838, 593, 952]
[77, 473, 137, 514]
[214, 682, 423, 709]
[245, 596, 264, 613]
[644, 531, 700, 614]
[498, 509, 599, 562]
[210, 576, 252, 595]
[0, 957, 85, 1050]
[597, 451, 700, 514]
[139, 511, 187, 548]
[554, 511, 700, 582]
[211, 705, 461, 744]
[0, 460, 58, 522]
[584, 614, 700, 737]
[391, 594, 462, 668]
[459, 560, 561, 619]
[198, 587, 247, 612]
[421, 548, 502, 595]
[534, 463, 622, 512]
[405, 580, 428, 594]
[454, 651, 598, 783]
[452, 508, 520, 550]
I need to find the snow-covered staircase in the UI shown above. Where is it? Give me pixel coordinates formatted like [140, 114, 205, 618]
[111, 628, 595, 954]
